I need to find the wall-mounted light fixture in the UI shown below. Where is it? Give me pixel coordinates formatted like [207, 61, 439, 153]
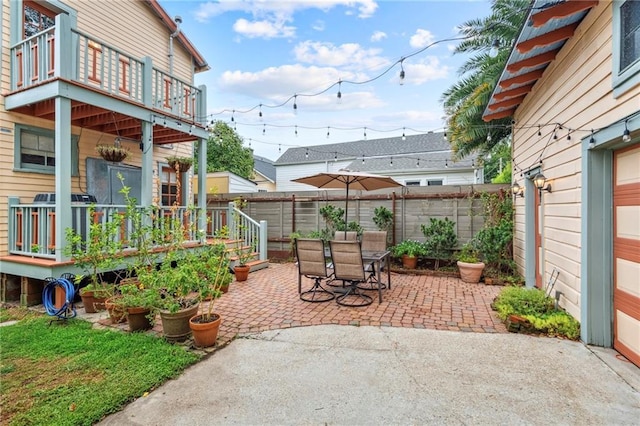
[533, 173, 552, 197]
[511, 182, 524, 198]
[622, 120, 631, 143]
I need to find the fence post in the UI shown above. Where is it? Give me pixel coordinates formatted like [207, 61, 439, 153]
[259, 220, 267, 260]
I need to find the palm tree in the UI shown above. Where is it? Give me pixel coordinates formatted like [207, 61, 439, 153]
[442, 0, 529, 161]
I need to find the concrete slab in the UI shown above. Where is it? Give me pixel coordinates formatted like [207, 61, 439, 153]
[99, 325, 640, 425]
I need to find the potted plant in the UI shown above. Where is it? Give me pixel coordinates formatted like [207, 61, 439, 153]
[232, 242, 254, 282]
[115, 280, 158, 332]
[421, 217, 458, 270]
[391, 239, 426, 269]
[189, 245, 233, 348]
[96, 144, 130, 163]
[455, 242, 486, 283]
[64, 205, 125, 313]
[166, 155, 194, 173]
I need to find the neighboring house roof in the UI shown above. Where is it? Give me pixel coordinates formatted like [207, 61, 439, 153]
[274, 133, 478, 172]
[253, 155, 276, 183]
[483, 0, 598, 122]
[145, 0, 209, 72]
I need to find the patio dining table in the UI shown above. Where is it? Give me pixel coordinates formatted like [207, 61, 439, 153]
[325, 247, 391, 303]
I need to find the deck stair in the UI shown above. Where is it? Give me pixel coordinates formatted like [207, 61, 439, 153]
[222, 239, 269, 273]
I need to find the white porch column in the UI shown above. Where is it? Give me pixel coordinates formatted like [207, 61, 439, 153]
[55, 96, 72, 261]
[141, 120, 153, 207]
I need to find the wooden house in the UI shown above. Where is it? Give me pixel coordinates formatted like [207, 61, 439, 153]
[0, 0, 267, 300]
[275, 133, 483, 192]
[483, 0, 639, 366]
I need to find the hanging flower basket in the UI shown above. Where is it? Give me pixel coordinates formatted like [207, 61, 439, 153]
[97, 144, 130, 163]
[167, 156, 193, 172]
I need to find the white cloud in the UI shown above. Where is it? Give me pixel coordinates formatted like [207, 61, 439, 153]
[410, 29, 436, 49]
[370, 31, 387, 42]
[233, 18, 295, 39]
[195, 0, 378, 23]
[217, 64, 384, 111]
[400, 57, 450, 85]
[312, 20, 325, 31]
[294, 41, 389, 71]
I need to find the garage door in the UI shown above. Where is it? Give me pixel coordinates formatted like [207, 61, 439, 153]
[613, 145, 640, 368]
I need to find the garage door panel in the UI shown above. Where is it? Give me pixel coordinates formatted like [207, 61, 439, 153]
[616, 258, 640, 299]
[613, 145, 640, 368]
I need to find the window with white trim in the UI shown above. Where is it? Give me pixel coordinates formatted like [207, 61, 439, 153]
[15, 125, 79, 175]
[405, 180, 421, 186]
[427, 180, 443, 186]
[613, 1, 640, 96]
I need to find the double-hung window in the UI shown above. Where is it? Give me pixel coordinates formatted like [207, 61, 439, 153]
[613, 1, 640, 96]
[15, 125, 79, 175]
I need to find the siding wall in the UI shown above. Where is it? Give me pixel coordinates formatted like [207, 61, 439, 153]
[71, 0, 194, 83]
[0, 0, 196, 256]
[511, 2, 640, 319]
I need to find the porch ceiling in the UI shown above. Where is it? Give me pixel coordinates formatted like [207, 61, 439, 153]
[12, 99, 202, 145]
[483, 0, 599, 122]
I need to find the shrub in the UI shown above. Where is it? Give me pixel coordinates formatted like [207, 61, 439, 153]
[493, 286, 580, 340]
[373, 206, 393, 232]
[421, 217, 457, 263]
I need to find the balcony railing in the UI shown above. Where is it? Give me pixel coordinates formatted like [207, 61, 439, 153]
[8, 202, 206, 259]
[8, 200, 267, 262]
[9, 18, 203, 121]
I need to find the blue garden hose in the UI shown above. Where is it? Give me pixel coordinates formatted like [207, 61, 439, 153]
[43, 278, 77, 320]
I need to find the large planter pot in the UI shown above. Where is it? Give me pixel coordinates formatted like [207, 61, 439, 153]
[159, 304, 199, 342]
[457, 261, 486, 284]
[189, 313, 222, 348]
[105, 297, 127, 324]
[234, 265, 250, 282]
[402, 255, 418, 269]
[80, 290, 108, 313]
[127, 307, 153, 332]
[80, 291, 96, 313]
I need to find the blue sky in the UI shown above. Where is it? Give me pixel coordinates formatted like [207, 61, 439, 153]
[160, 0, 493, 161]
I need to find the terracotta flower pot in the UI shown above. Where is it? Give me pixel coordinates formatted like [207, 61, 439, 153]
[105, 297, 127, 324]
[159, 304, 199, 342]
[80, 290, 96, 313]
[189, 313, 222, 348]
[234, 265, 250, 282]
[457, 261, 486, 283]
[126, 307, 153, 332]
[402, 255, 418, 269]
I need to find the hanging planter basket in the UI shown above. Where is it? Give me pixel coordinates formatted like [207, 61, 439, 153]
[167, 156, 193, 172]
[97, 144, 130, 163]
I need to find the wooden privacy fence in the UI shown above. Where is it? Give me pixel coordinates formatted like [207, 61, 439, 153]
[205, 184, 509, 259]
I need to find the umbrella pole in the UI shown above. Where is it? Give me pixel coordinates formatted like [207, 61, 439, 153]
[344, 183, 349, 238]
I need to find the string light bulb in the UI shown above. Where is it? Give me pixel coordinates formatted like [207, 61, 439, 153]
[399, 59, 405, 85]
[295, 125, 298, 137]
[293, 95, 298, 115]
[416, 158, 420, 167]
[231, 110, 235, 122]
[489, 39, 500, 58]
[362, 156, 365, 164]
[443, 132, 447, 141]
[445, 159, 449, 168]
[589, 130, 596, 148]
[259, 104, 263, 121]
[402, 127, 406, 141]
[262, 124, 266, 135]
[278, 144, 281, 153]
[390, 157, 393, 166]
[334, 152, 337, 161]
[363, 127, 367, 140]
[537, 125, 541, 136]
[327, 126, 330, 139]
[305, 148, 309, 159]
[337, 81, 342, 104]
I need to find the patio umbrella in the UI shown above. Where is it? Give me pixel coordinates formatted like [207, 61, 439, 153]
[292, 170, 403, 234]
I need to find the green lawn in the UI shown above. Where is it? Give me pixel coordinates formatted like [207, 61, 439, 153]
[0, 308, 200, 425]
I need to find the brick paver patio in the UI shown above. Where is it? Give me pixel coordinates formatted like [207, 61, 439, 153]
[209, 262, 508, 348]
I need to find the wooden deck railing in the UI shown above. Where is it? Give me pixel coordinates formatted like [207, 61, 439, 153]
[9, 16, 203, 121]
[7, 200, 267, 262]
